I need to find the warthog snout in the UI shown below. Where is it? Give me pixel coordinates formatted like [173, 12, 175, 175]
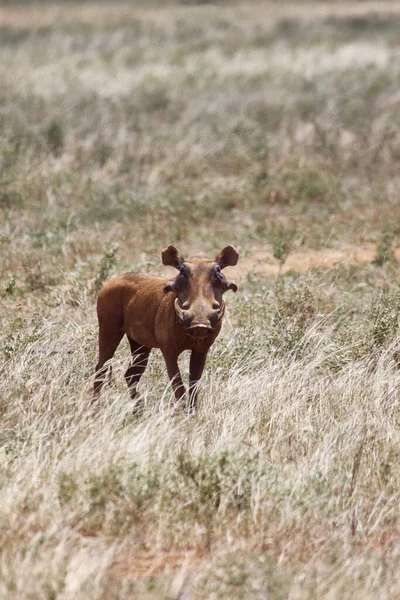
[187, 323, 214, 339]
[174, 297, 226, 338]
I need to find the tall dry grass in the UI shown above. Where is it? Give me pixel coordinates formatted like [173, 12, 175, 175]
[1, 1, 400, 597]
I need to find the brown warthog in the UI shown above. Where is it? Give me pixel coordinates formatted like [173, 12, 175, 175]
[93, 245, 239, 411]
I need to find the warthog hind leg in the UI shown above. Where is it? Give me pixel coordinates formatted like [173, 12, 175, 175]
[93, 317, 123, 401]
[125, 337, 151, 404]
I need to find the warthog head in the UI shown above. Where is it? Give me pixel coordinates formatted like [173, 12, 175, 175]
[162, 245, 239, 339]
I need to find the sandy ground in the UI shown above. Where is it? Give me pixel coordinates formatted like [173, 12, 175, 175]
[225, 243, 400, 281]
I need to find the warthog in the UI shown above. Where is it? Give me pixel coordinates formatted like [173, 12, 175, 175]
[93, 245, 239, 411]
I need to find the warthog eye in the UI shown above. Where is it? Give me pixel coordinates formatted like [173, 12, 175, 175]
[214, 265, 224, 283]
[179, 266, 188, 281]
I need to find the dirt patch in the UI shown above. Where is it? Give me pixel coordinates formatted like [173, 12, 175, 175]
[225, 243, 400, 281]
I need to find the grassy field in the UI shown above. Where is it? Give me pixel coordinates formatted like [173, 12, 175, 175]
[1, 1, 400, 598]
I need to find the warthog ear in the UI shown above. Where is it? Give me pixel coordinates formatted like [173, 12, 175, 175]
[162, 245, 184, 269]
[215, 245, 239, 269]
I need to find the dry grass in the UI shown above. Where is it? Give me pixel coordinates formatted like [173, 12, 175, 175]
[1, 1, 400, 598]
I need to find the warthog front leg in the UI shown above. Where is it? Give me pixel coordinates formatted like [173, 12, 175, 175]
[188, 351, 208, 414]
[162, 351, 186, 406]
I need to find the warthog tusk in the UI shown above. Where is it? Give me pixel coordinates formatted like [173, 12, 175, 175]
[174, 297, 185, 321]
[217, 300, 226, 320]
